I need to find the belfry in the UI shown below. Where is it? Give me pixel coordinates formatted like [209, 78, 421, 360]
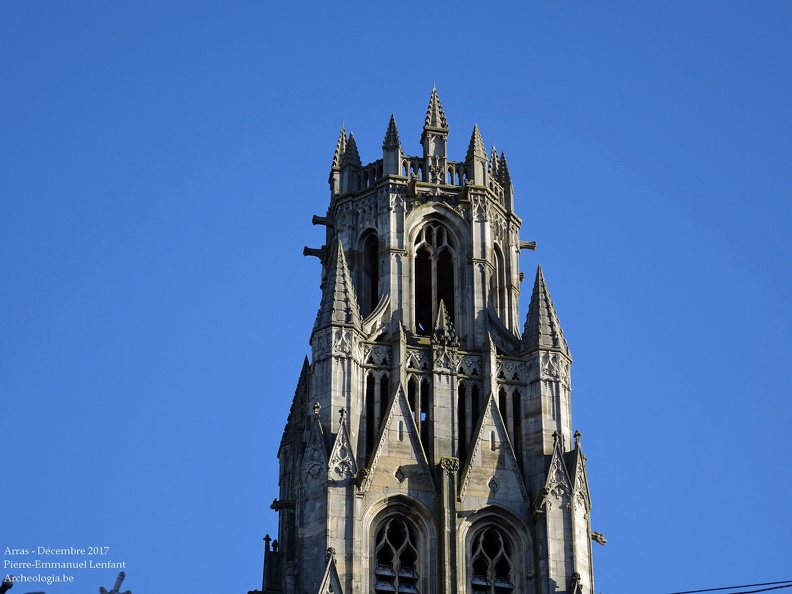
[258, 89, 597, 594]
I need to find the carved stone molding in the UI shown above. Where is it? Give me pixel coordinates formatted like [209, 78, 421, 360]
[440, 457, 459, 476]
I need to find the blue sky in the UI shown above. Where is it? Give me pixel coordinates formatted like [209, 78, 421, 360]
[2, 2, 791, 593]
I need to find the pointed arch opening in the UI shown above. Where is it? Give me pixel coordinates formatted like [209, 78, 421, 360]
[457, 381, 481, 461]
[492, 244, 507, 322]
[413, 222, 457, 335]
[471, 526, 515, 594]
[364, 370, 390, 461]
[511, 388, 522, 468]
[360, 231, 380, 318]
[374, 515, 420, 594]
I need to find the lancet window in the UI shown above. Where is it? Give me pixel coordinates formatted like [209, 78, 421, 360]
[364, 371, 389, 460]
[374, 515, 420, 594]
[457, 380, 481, 462]
[413, 222, 456, 334]
[360, 232, 380, 318]
[496, 386, 523, 466]
[407, 375, 433, 461]
[492, 244, 507, 322]
[470, 527, 515, 594]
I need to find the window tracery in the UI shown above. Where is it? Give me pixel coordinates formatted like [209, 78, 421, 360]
[470, 527, 514, 594]
[413, 222, 456, 334]
[374, 515, 420, 594]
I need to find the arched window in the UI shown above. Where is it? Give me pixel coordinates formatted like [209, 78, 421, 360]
[471, 527, 514, 594]
[407, 375, 433, 461]
[511, 388, 522, 467]
[457, 381, 481, 462]
[364, 371, 390, 461]
[492, 245, 507, 321]
[374, 515, 420, 594]
[360, 232, 380, 318]
[413, 222, 456, 334]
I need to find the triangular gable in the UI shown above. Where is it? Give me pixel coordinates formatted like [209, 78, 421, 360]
[359, 385, 435, 494]
[301, 407, 328, 484]
[542, 432, 573, 507]
[564, 435, 592, 510]
[317, 552, 344, 594]
[458, 393, 529, 504]
[328, 411, 358, 481]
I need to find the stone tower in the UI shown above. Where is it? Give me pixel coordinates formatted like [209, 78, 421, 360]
[259, 89, 596, 594]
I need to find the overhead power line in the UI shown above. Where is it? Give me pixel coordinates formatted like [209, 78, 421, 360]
[665, 580, 792, 594]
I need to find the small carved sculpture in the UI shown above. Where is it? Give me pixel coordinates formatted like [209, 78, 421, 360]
[591, 531, 607, 545]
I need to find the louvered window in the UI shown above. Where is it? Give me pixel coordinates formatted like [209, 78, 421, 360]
[471, 527, 514, 594]
[374, 516, 419, 594]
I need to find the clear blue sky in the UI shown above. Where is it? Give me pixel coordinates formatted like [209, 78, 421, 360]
[2, 3, 791, 594]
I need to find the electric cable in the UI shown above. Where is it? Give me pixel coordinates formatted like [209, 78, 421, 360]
[664, 580, 792, 594]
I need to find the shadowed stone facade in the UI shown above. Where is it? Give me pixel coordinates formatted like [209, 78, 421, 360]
[256, 89, 596, 594]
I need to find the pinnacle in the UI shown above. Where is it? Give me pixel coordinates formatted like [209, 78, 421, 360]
[521, 265, 570, 356]
[499, 151, 512, 185]
[314, 240, 361, 331]
[489, 145, 499, 176]
[424, 87, 448, 130]
[382, 114, 401, 149]
[432, 300, 459, 348]
[465, 124, 487, 162]
[341, 132, 361, 167]
[330, 125, 346, 171]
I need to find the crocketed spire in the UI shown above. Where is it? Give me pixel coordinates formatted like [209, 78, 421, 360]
[340, 132, 361, 167]
[423, 87, 448, 130]
[330, 125, 346, 171]
[314, 241, 361, 331]
[382, 114, 401, 149]
[465, 124, 487, 162]
[521, 265, 570, 356]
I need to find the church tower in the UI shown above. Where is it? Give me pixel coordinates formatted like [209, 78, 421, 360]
[261, 89, 596, 594]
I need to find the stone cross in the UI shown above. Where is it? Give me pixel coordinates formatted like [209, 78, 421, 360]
[99, 571, 131, 594]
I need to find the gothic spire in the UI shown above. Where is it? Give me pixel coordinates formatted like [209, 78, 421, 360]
[432, 300, 459, 349]
[465, 124, 487, 162]
[340, 132, 361, 167]
[499, 151, 512, 186]
[563, 430, 592, 510]
[382, 114, 401, 149]
[521, 265, 570, 356]
[330, 125, 346, 171]
[423, 86, 448, 131]
[489, 145, 499, 177]
[314, 240, 361, 331]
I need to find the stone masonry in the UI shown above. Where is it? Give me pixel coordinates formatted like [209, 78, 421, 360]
[254, 89, 596, 594]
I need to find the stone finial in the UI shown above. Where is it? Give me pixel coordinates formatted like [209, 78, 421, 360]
[499, 151, 512, 185]
[521, 265, 570, 356]
[489, 145, 499, 176]
[339, 407, 346, 422]
[341, 132, 361, 167]
[382, 114, 401, 149]
[574, 430, 582, 448]
[423, 87, 448, 130]
[465, 124, 487, 162]
[330, 125, 347, 171]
